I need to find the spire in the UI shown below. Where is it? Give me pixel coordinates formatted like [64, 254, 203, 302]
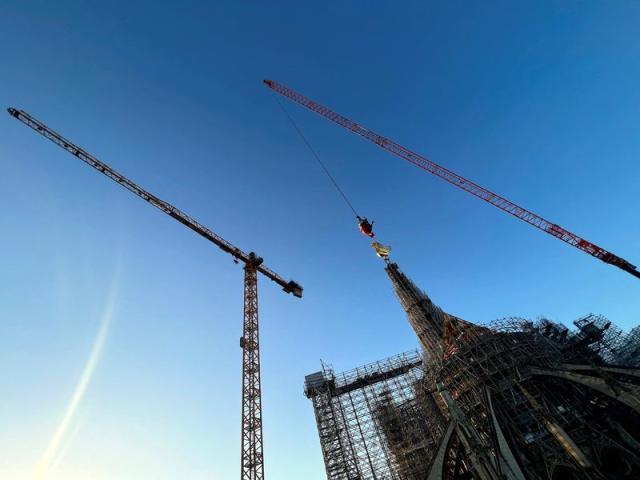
[384, 261, 487, 362]
[385, 262, 447, 361]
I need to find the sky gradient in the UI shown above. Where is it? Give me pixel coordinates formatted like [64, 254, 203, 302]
[1, 1, 639, 479]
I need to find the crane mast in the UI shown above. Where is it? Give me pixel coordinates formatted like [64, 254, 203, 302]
[264, 80, 640, 280]
[8, 107, 302, 480]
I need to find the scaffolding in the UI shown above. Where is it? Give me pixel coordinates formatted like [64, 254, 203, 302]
[307, 316, 640, 479]
[304, 350, 444, 480]
[426, 314, 640, 476]
[306, 261, 640, 479]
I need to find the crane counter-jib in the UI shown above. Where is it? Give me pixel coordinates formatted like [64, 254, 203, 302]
[7, 107, 303, 297]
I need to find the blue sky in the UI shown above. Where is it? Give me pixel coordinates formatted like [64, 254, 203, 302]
[1, 1, 639, 479]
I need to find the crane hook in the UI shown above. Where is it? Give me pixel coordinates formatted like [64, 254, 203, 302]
[357, 216, 375, 238]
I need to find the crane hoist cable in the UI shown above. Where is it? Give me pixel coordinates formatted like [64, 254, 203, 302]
[272, 96, 375, 238]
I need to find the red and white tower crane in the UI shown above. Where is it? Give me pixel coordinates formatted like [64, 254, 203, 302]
[264, 80, 639, 280]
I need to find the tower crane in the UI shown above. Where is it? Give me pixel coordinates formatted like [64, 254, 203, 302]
[264, 80, 640, 280]
[8, 107, 302, 480]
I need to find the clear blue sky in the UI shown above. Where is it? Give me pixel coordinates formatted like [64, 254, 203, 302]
[1, 1, 639, 479]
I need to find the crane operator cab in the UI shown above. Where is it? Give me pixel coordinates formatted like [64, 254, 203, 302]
[357, 216, 375, 238]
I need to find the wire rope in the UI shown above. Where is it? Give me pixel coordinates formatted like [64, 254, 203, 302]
[273, 96, 360, 218]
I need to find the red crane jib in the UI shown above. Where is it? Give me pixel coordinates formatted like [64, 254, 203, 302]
[264, 80, 639, 280]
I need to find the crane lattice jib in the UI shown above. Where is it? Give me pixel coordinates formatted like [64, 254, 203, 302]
[263, 80, 639, 280]
[8, 107, 303, 296]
